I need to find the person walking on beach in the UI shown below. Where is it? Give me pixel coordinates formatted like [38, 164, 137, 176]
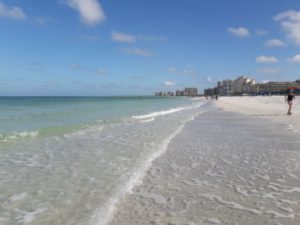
[286, 90, 295, 115]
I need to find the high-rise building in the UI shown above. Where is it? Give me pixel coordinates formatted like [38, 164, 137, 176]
[232, 76, 255, 95]
[184, 88, 198, 96]
[218, 79, 233, 96]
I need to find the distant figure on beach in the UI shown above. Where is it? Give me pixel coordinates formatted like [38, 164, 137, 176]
[285, 90, 295, 115]
[215, 95, 219, 100]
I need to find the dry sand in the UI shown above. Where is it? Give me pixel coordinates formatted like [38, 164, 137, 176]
[216, 96, 300, 133]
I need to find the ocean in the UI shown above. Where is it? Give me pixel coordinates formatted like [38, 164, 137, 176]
[0, 96, 205, 225]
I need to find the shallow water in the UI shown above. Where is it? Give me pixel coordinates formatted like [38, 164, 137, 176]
[0, 96, 205, 225]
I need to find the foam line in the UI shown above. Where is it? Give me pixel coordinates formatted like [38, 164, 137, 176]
[88, 112, 202, 225]
[0, 130, 39, 143]
[132, 103, 203, 120]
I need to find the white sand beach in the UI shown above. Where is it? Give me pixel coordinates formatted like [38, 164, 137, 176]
[108, 97, 300, 225]
[216, 96, 300, 133]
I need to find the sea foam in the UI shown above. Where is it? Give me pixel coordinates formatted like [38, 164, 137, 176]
[0, 130, 39, 143]
[132, 102, 203, 120]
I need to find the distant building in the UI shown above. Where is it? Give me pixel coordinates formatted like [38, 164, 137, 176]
[176, 90, 184, 96]
[204, 87, 218, 96]
[154, 91, 175, 97]
[167, 91, 174, 96]
[174, 88, 198, 96]
[184, 88, 198, 96]
[232, 76, 255, 95]
[218, 79, 233, 96]
[214, 76, 255, 96]
[265, 81, 299, 94]
[205, 77, 300, 96]
[251, 80, 300, 95]
[251, 83, 266, 94]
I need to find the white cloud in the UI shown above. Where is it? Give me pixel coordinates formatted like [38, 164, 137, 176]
[274, 10, 300, 22]
[227, 27, 250, 37]
[66, 0, 105, 26]
[112, 31, 136, 43]
[256, 55, 279, 63]
[164, 81, 176, 87]
[256, 29, 269, 36]
[274, 10, 300, 45]
[287, 54, 300, 63]
[261, 80, 269, 83]
[0, 3, 26, 20]
[207, 76, 212, 82]
[264, 39, 286, 47]
[111, 32, 167, 43]
[257, 67, 281, 75]
[121, 48, 153, 57]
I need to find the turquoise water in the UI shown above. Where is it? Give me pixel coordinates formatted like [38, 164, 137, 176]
[0, 96, 197, 142]
[0, 96, 206, 225]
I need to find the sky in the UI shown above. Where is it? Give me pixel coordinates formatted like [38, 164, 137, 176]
[1, 0, 300, 96]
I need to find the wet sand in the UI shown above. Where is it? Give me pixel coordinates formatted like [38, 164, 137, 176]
[109, 104, 300, 225]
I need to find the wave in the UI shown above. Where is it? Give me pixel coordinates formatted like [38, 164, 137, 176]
[0, 120, 106, 144]
[0, 101, 205, 144]
[131, 102, 204, 120]
[0, 130, 39, 143]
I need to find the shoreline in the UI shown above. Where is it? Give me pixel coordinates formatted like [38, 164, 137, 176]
[89, 112, 203, 225]
[0, 97, 205, 225]
[108, 103, 300, 225]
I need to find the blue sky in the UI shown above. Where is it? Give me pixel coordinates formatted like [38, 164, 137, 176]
[1, 0, 300, 96]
